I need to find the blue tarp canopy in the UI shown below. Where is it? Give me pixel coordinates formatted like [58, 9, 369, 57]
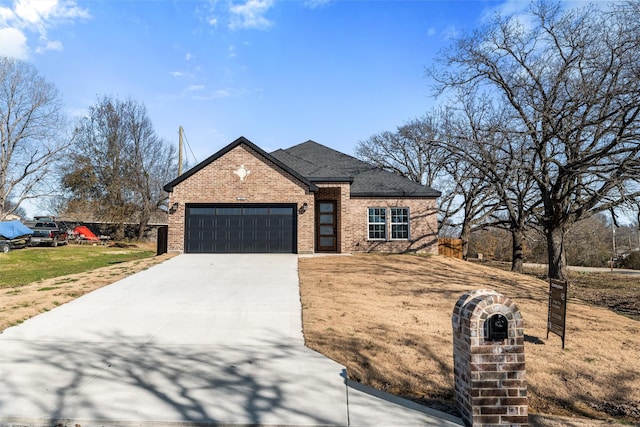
[0, 220, 34, 239]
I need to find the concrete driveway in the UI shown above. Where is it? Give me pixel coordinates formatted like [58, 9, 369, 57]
[0, 254, 461, 426]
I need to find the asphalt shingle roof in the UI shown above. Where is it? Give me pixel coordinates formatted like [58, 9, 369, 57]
[164, 137, 440, 198]
[271, 140, 441, 198]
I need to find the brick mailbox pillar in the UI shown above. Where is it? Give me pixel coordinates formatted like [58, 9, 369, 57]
[452, 289, 527, 427]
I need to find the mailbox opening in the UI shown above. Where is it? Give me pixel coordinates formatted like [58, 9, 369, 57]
[485, 313, 508, 341]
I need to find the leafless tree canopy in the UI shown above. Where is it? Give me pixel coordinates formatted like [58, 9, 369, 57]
[0, 56, 67, 220]
[62, 96, 176, 239]
[427, 1, 640, 279]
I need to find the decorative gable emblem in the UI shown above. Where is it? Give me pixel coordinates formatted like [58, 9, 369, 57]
[234, 165, 251, 181]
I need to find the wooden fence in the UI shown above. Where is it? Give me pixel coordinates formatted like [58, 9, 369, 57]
[439, 238, 463, 259]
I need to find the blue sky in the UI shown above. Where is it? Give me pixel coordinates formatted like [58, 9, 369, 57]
[2, 0, 544, 164]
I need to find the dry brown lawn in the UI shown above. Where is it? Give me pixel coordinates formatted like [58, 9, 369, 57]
[299, 254, 640, 427]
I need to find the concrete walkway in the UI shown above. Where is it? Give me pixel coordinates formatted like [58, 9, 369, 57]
[0, 254, 462, 426]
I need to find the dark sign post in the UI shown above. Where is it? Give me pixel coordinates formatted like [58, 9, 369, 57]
[547, 279, 568, 348]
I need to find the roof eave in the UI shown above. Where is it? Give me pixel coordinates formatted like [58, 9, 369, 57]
[309, 177, 355, 184]
[350, 191, 441, 198]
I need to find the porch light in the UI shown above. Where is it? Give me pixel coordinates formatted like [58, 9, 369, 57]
[169, 202, 179, 214]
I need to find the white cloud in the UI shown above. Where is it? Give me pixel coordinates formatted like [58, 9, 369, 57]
[170, 71, 185, 77]
[303, 0, 333, 9]
[0, 27, 28, 58]
[198, 0, 275, 31]
[228, 0, 274, 30]
[0, 5, 16, 23]
[35, 38, 63, 54]
[14, 0, 57, 24]
[0, 0, 90, 58]
[186, 84, 206, 92]
[191, 87, 249, 101]
[441, 24, 460, 40]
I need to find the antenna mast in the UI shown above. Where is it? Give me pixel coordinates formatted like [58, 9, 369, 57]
[178, 126, 184, 176]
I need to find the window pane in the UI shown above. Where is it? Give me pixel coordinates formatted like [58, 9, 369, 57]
[243, 207, 268, 215]
[319, 203, 334, 213]
[391, 207, 408, 223]
[190, 207, 215, 215]
[270, 207, 292, 215]
[320, 214, 334, 224]
[392, 224, 409, 239]
[216, 207, 241, 215]
[320, 225, 334, 235]
[368, 224, 386, 239]
[390, 208, 409, 239]
[368, 207, 387, 239]
[368, 208, 385, 223]
[320, 236, 334, 246]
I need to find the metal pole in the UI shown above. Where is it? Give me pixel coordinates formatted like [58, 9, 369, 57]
[178, 126, 183, 176]
[611, 220, 616, 272]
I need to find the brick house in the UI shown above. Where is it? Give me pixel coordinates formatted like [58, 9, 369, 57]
[163, 137, 440, 254]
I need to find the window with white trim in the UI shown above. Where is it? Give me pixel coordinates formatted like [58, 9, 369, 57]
[391, 207, 410, 240]
[368, 207, 386, 240]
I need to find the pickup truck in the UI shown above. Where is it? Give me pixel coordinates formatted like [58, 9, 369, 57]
[27, 221, 69, 247]
[0, 220, 33, 253]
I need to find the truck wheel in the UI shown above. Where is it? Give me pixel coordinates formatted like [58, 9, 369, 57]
[51, 238, 58, 247]
[1, 243, 9, 253]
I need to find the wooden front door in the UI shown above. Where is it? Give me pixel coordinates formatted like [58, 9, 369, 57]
[316, 201, 337, 252]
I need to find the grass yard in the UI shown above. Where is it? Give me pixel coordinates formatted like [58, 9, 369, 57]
[0, 244, 172, 330]
[299, 254, 640, 427]
[0, 244, 155, 288]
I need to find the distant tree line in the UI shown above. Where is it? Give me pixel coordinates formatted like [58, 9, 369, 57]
[0, 56, 177, 240]
[468, 214, 640, 270]
[357, 1, 640, 279]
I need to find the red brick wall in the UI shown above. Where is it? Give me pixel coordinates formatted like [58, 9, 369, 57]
[345, 197, 439, 254]
[452, 289, 528, 427]
[167, 144, 315, 253]
[314, 185, 438, 254]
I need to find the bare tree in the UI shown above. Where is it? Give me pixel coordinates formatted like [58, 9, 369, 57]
[429, 1, 640, 279]
[63, 96, 176, 239]
[356, 111, 498, 260]
[0, 57, 68, 220]
[441, 157, 498, 260]
[356, 114, 448, 188]
[443, 95, 540, 272]
[125, 101, 176, 239]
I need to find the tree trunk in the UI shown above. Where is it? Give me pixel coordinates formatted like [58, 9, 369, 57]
[460, 221, 471, 261]
[511, 228, 525, 273]
[547, 225, 568, 280]
[137, 209, 150, 241]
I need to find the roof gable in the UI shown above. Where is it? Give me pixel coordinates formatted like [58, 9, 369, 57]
[163, 136, 318, 193]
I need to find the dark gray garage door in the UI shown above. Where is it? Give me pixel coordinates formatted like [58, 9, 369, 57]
[185, 204, 297, 253]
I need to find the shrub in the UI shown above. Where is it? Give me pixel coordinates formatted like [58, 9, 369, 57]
[621, 251, 640, 270]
